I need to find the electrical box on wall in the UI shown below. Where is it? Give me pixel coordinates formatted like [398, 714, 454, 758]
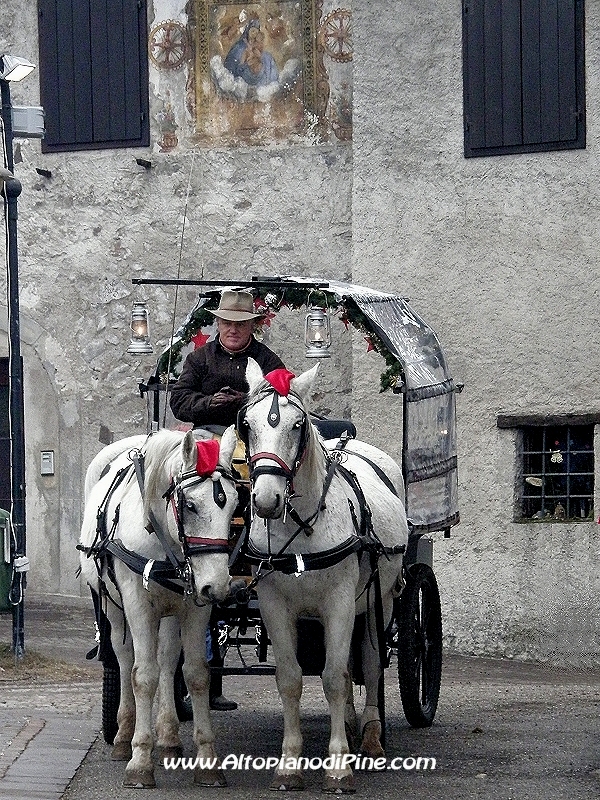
[40, 450, 55, 475]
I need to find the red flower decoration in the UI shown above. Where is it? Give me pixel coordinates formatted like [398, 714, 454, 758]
[365, 337, 375, 352]
[253, 297, 267, 309]
[191, 330, 211, 349]
[260, 310, 276, 328]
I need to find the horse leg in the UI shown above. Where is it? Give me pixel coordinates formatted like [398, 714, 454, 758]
[179, 607, 226, 787]
[258, 591, 304, 791]
[358, 598, 393, 760]
[105, 602, 135, 762]
[320, 591, 357, 794]
[123, 604, 161, 788]
[344, 670, 359, 754]
[155, 615, 183, 758]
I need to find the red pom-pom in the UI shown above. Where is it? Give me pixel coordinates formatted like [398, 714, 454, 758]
[195, 439, 220, 476]
[264, 368, 296, 396]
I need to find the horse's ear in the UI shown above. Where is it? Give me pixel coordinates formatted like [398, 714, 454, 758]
[290, 363, 319, 404]
[246, 357, 265, 394]
[181, 430, 197, 471]
[218, 425, 237, 469]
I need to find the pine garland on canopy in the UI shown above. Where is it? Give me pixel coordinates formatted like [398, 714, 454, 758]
[156, 285, 404, 393]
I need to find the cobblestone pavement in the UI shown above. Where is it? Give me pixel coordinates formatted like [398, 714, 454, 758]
[0, 592, 101, 800]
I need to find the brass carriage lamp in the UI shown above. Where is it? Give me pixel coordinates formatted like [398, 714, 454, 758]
[304, 306, 331, 358]
[127, 302, 153, 355]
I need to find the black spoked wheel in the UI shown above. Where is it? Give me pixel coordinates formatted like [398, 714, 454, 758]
[174, 652, 193, 722]
[102, 663, 120, 745]
[396, 563, 442, 727]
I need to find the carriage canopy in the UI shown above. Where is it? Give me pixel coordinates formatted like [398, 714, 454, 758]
[143, 276, 460, 535]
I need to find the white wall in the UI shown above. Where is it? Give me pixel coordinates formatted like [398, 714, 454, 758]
[353, 0, 600, 664]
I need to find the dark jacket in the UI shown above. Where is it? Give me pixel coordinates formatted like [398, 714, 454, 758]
[169, 336, 284, 426]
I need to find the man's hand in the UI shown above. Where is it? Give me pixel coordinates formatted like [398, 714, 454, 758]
[209, 388, 246, 408]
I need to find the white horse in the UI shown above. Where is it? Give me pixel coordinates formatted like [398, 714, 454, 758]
[237, 361, 408, 792]
[79, 428, 239, 788]
[83, 434, 185, 770]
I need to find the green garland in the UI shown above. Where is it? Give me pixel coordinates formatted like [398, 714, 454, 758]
[157, 286, 405, 392]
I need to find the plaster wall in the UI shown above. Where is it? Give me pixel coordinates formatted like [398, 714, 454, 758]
[2, 0, 600, 665]
[353, 0, 600, 664]
[1, 0, 353, 598]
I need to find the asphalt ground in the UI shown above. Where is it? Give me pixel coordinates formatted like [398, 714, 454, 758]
[0, 593, 600, 799]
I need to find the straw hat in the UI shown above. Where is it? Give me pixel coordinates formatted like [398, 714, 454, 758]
[209, 290, 261, 321]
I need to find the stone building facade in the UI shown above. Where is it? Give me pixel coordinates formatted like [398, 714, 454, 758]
[1, 0, 599, 664]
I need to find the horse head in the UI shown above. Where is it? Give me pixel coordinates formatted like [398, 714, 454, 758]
[239, 359, 321, 519]
[146, 427, 239, 603]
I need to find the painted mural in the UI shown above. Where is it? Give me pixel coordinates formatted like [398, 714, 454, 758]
[179, 0, 352, 145]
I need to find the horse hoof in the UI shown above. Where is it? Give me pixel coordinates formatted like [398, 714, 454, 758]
[123, 768, 156, 788]
[194, 767, 227, 787]
[322, 773, 356, 794]
[159, 744, 183, 759]
[359, 720, 385, 759]
[111, 741, 133, 761]
[270, 773, 305, 791]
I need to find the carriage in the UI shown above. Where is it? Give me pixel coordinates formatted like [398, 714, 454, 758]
[86, 275, 460, 786]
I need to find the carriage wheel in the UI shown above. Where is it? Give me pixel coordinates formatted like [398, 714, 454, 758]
[102, 663, 120, 745]
[396, 563, 442, 727]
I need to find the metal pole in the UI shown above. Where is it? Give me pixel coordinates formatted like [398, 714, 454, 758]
[1, 78, 26, 658]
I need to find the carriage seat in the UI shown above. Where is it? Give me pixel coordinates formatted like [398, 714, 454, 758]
[311, 418, 357, 441]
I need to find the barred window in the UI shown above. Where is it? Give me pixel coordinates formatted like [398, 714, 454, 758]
[520, 424, 594, 522]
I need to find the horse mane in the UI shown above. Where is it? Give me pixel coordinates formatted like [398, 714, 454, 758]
[302, 419, 327, 483]
[142, 429, 185, 516]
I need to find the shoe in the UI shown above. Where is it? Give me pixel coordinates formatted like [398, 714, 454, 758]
[209, 695, 238, 711]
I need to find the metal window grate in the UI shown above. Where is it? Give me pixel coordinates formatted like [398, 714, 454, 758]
[520, 424, 594, 521]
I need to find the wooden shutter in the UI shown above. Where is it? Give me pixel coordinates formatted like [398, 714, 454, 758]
[463, 0, 585, 157]
[38, 0, 149, 151]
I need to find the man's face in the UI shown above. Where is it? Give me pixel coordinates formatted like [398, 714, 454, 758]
[217, 318, 254, 351]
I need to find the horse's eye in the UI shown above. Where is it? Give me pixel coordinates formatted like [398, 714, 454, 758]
[293, 420, 303, 429]
[185, 500, 197, 514]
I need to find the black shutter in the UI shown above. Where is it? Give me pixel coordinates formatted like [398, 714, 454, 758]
[38, 0, 149, 151]
[463, 0, 585, 157]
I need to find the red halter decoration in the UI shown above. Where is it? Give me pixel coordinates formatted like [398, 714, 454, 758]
[195, 438, 220, 476]
[264, 368, 296, 396]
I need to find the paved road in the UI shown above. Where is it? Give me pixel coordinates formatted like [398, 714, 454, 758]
[61, 656, 600, 800]
[1, 594, 600, 799]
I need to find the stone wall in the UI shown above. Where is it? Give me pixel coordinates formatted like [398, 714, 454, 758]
[353, 0, 600, 665]
[1, 0, 353, 600]
[2, 0, 600, 664]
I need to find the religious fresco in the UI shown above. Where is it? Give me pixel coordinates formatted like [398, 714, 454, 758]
[181, 0, 352, 145]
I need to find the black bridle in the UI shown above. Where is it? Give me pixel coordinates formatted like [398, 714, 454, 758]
[160, 461, 234, 559]
[237, 388, 311, 489]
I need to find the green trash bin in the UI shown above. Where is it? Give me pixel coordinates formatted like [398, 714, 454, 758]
[0, 510, 13, 613]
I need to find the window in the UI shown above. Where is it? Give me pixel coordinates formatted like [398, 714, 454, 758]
[38, 0, 150, 152]
[497, 416, 596, 522]
[462, 0, 586, 157]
